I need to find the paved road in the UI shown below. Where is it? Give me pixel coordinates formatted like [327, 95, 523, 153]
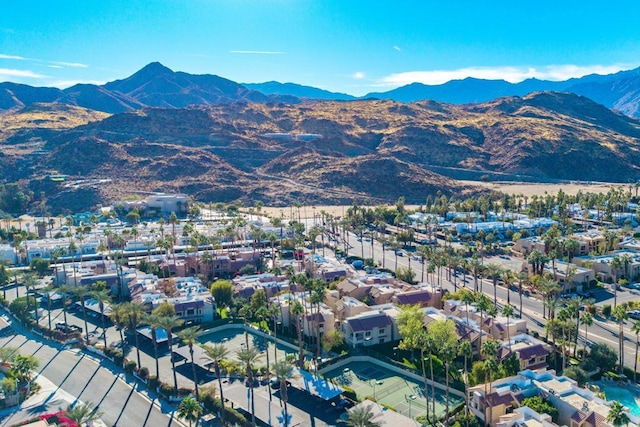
[0, 315, 183, 427]
[340, 231, 640, 370]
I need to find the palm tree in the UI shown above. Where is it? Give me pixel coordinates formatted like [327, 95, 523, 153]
[272, 359, 295, 426]
[476, 293, 491, 348]
[460, 290, 475, 328]
[613, 305, 629, 374]
[41, 284, 55, 332]
[72, 286, 90, 342]
[13, 354, 39, 386]
[109, 302, 129, 367]
[459, 340, 473, 427]
[156, 315, 184, 391]
[178, 395, 202, 427]
[65, 402, 103, 426]
[610, 256, 623, 308]
[632, 320, 640, 384]
[517, 271, 528, 318]
[124, 302, 145, 370]
[502, 304, 515, 350]
[607, 401, 630, 427]
[23, 273, 39, 326]
[557, 307, 572, 371]
[345, 403, 382, 427]
[178, 326, 202, 396]
[91, 289, 112, 349]
[290, 300, 305, 367]
[581, 312, 593, 358]
[485, 263, 503, 305]
[142, 312, 163, 384]
[481, 340, 499, 426]
[202, 343, 229, 425]
[237, 345, 263, 427]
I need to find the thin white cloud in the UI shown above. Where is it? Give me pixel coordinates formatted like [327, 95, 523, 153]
[393, 46, 402, 52]
[230, 50, 285, 55]
[47, 65, 63, 69]
[0, 54, 28, 60]
[378, 64, 638, 87]
[0, 68, 46, 79]
[352, 71, 365, 80]
[49, 61, 88, 68]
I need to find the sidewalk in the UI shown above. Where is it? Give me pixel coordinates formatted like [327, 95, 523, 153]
[0, 374, 107, 427]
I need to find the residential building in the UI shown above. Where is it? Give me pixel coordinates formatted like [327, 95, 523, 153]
[342, 310, 395, 347]
[469, 369, 640, 427]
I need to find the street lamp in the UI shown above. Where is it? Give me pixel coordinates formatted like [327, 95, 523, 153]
[370, 379, 383, 400]
[405, 394, 417, 418]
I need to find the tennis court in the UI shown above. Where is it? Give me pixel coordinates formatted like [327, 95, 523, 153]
[324, 360, 462, 420]
[198, 327, 309, 365]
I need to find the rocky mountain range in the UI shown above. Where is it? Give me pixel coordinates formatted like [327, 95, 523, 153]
[250, 68, 640, 118]
[2, 63, 640, 213]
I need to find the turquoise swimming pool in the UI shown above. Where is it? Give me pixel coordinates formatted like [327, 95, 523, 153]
[595, 381, 640, 416]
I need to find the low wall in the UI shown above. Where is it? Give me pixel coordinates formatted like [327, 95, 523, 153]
[199, 323, 308, 355]
[318, 355, 465, 398]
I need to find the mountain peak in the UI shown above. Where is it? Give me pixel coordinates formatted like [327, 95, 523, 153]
[133, 62, 174, 77]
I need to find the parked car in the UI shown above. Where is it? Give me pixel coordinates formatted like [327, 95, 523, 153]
[55, 322, 82, 334]
[628, 310, 640, 320]
[396, 250, 404, 256]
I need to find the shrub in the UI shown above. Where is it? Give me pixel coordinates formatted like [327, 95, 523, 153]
[138, 367, 149, 380]
[148, 375, 159, 390]
[563, 366, 588, 386]
[583, 344, 617, 374]
[159, 382, 176, 397]
[602, 305, 612, 318]
[342, 386, 358, 401]
[521, 396, 558, 422]
[104, 347, 124, 365]
[124, 360, 136, 373]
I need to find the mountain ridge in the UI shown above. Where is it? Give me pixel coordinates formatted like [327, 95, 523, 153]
[2, 62, 640, 117]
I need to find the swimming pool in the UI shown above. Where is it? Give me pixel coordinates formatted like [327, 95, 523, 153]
[595, 381, 640, 416]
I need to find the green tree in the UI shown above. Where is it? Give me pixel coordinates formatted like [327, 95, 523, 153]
[179, 326, 202, 396]
[29, 257, 50, 277]
[124, 302, 145, 369]
[109, 302, 129, 368]
[484, 263, 503, 305]
[428, 319, 458, 424]
[563, 366, 588, 386]
[502, 304, 515, 350]
[210, 280, 233, 308]
[12, 354, 39, 385]
[178, 395, 202, 427]
[237, 345, 262, 427]
[201, 343, 229, 426]
[632, 319, 640, 383]
[156, 315, 184, 391]
[521, 396, 559, 423]
[272, 359, 295, 426]
[345, 404, 382, 427]
[290, 300, 306, 367]
[613, 305, 629, 374]
[152, 301, 176, 317]
[581, 312, 593, 358]
[64, 402, 103, 427]
[91, 288, 111, 349]
[142, 312, 163, 384]
[481, 340, 499, 425]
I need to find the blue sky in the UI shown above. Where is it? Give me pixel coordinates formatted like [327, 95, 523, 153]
[2, 0, 640, 96]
